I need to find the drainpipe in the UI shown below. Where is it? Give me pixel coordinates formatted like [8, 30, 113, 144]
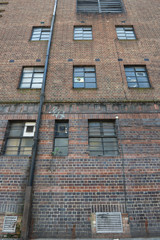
[21, 1, 58, 239]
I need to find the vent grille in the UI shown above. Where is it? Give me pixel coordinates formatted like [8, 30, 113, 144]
[77, 0, 123, 13]
[3, 216, 17, 233]
[96, 212, 123, 233]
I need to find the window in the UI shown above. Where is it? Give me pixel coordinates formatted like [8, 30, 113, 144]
[3, 216, 17, 233]
[77, 0, 123, 13]
[31, 27, 50, 41]
[4, 122, 35, 156]
[73, 67, 96, 88]
[54, 121, 69, 156]
[116, 26, 136, 40]
[20, 67, 44, 89]
[89, 121, 118, 156]
[96, 212, 123, 233]
[125, 66, 150, 88]
[74, 26, 92, 40]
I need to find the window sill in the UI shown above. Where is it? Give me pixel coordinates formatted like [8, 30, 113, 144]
[128, 87, 153, 90]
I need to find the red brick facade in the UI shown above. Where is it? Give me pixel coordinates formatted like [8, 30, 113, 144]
[0, 0, 160, 238]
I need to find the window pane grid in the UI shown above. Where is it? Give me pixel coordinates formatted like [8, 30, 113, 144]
[20, 67, 44, 89]
[31, 27, 50, 41]
[74, 27, 92, 40]
[4, 122, 35, 156]
[89, 121, 118, 156]
[125, 66, 150, 88]
[54, 122, 69, 156]
[73, 67, 96, 88]
[116, 27, 136, 40]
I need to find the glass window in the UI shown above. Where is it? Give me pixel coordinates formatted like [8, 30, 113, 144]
[53, 121, 69, 156]
[74, 27, 92, 40]
[4, 122, 35, 156]
[73, 67, 96, 89]
[124, 66, 150, 88]
[116, 26, 136, 40]
[89, 121, 118, 156]
[31, 27, 50, 41]
[20, 67, 44, 89]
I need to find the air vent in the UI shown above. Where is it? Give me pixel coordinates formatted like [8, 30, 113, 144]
[2, 216, 17, 233]
[96, 212, 123, 233]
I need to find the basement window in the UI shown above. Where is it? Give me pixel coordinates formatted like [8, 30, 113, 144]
[73, 67, 96, 88]
[3, 216, 17, 233]
[125, 66, 150, 88]
[116, 26, 136, 40]
[74, 26, 92, 40]
[20, 67, 44, 89]
[4, 122, 35, 156]
[77, 0, 123, 13]
[96, 212, 123, 233]
[53, 121, 69, 156]
[89, 120, 118, 156]
[31, 27, 50, 41]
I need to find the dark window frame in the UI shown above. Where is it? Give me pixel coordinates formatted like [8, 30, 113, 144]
[3, 121, 35, 156]
[19, 66, 44, 89]
[53, 121, 69, 156]
[73, 66, 97, 89]
[88, 120, 118, 156]
[124, 65, 151, 88]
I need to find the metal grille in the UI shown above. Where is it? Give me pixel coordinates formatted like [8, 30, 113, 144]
[3, 216, 17, 233]
[77, 0, 123, 13]
[96, 212, 123, 233]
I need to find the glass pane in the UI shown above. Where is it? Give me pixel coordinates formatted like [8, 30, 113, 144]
[89, 138, 103, 150]
[84, 67, 95, 72]
[21, 138, 34, 147]
[32, 78, 43, 83]
[135, 67, 146, 71]
[33, 73, 43, 78]
[9, 123, 23, 137]
[74, 82, 84, 88]
[55, 138, 68, 147]
[125, 67, 135, 72]
[23, 73, 32, 78]
[138, 82, 150, 88]
[54, 146, 68, 156]
[85, 77, 96, 82]
[74, 72, 84, 77]
[34, 68, 44, 72]
[31, 84, 42, 89]
[85, 83, 96, 88]
[20, 84, 31, 88]
[127, 76, 137, 82]
[104, 150, 118, 156]
[85, 73, 95, 77]
[137, 77, 148, 82]
[21, 78, 32, 83]
[128, 82, 138, 88]
[55, 122, 68, 136]
[74, 77, 84, 82]
[74, 67, 84, 72]
[125, 71, 135, 77]
[5, 139, 20, 155]
[136, 72, 147, 77]
[89, 122, 101, 136]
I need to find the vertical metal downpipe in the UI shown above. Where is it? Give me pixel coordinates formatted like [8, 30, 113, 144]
[29, 0, 58, 186]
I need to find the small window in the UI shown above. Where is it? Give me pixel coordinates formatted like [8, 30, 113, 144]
[124, 66, 150, 88]
[73, 67, 96, 88]
[3, 216, 17, 233]
[89, 121, 118, 156]
[4, 122, 35, 156]
[31, 27, 50, 41]
[20, 67, 44, 89]
[53, 121, 69, 156]
[116, 26, 136, 40]
[96, 212, 123, 233]
[74, 26, 92, 40]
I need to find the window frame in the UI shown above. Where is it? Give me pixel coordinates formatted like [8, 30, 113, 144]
[116, 25, 136, 40]
[124, 65, 151, 89]
[19, 66, 44, 89]
[30, 27, 51, 41]
[73, 66, 97, 89]
[53, 121, 69, 156]
[3, 121, 35, 156]
[88, 120, 118, 156]
[74, 26, 93, 40]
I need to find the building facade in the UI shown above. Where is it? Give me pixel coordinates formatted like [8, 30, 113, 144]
[0, 0, 160, 239]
